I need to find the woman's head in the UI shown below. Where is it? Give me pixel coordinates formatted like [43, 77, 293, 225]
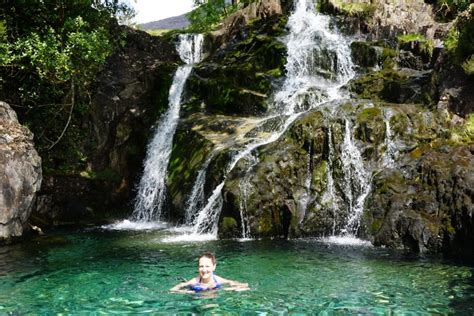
[198, 252, 216, 281]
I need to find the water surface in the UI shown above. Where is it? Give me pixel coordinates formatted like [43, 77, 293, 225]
[0, 228, 473, 314]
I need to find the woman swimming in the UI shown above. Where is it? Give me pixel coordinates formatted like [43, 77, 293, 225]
[170, 252, 249, 293]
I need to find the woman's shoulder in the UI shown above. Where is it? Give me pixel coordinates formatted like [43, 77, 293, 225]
[213, 275, 230, 283]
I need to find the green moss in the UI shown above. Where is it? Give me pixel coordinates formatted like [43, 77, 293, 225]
[462, 54, 474, 76]
[167, 127, 213, 206]
[185, 14, 286, 115]
[397, 33, 434, 59]
[312, 160, 328, 193]
[84, 168, 122, 183]
[257, 212, 273, 235]
[381, 48, 397, 69]
[369, 218, 383, 234]
[450, 113, 474, 143]
[357, 107, 382, 123]
[410, 147, 424, 159]
[329, 0, 376, 19]
[145, 29, 172, 36]
[221, 217, 238, 231]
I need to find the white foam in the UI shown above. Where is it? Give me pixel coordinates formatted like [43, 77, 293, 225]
[164, 225, 195, 233]
[161, 233, 217, 243]
[321, 235, 373, 247]
[102, 220, 167, 231]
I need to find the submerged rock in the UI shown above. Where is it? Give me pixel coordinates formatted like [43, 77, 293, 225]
[0, 101, 42, 241]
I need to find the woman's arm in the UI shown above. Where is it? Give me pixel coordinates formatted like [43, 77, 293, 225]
[215, 276, 250, 291]
[170, 278, 196, 293]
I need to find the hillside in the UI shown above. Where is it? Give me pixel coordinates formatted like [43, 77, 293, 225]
[138, 14, 190, 30]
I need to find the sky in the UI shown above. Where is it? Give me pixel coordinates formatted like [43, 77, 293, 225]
[130, 0, 195, 24]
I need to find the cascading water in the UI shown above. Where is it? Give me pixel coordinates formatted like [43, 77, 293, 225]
[272, 0, 354, 113]
[340, 119, 371, 236]
[184, 154, 215, 225]
[131, 34, 204, 222]
[321, 123, 339, 234]
[382, 109, 397, 168]
[297, 147, 315, 225]
[238, 153, 259, 238]
[180, 0, 358, 239]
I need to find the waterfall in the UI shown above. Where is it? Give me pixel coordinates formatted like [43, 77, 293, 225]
[382, 110, 397, 168]
[238, 153, 259, 238]
[297, 147, 314, 224]
[184, 154, 215, 225]
[273, 0, 354, 114]
[181, 0, 356, 238]
[321, 123, 338, 234]
[340, 119, 371, 236]
[131, 34, 204, 222]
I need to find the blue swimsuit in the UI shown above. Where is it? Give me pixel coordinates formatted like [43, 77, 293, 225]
[189, 275, 222, 292]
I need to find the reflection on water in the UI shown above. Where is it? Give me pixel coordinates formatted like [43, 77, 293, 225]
[0, 228, 473, 314]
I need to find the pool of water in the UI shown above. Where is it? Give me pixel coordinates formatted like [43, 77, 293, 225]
[0, 227, 473, 314]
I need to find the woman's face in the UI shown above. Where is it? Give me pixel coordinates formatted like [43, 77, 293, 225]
[198, 256, 216, 281]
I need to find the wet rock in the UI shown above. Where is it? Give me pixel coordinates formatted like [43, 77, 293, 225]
[350, 41, 384, 69]
[183, 0, 287, 116]
[364, 145, 474, 257]
[0, 101, 42, 241]
[349, 68, 434, 104]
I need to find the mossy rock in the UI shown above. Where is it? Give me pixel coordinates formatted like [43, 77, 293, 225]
[349, 68, 434, 104]
[219, 216, 240, 238]
[167, 124, 214, 218]
[350, 41, 384, 68]
[182, 14, 287, 116]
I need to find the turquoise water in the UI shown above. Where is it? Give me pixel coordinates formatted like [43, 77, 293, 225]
[0, 227, 473, 314]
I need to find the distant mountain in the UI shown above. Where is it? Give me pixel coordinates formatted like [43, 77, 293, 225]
[138, 14, 190, 30]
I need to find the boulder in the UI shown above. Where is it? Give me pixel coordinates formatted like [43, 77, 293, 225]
[365, 145, 474, 257]
[0, 101, 42, 241]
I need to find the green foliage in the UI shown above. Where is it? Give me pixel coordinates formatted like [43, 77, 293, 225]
[455, 7, 474, 60]
[0, 1, 130, 173]
[322, 0, 376, 19]
[450, 113, 474, 143]
[397, 33, 434, 58]
[462, 54, 474, 75]
[432, 0, 471, 20]
[187, 0, 254, 32]
[187, 0, 228, 32]
[0, 20, 5, 43]
[442, 4, 474, 75]
[444, 28, 459, 52]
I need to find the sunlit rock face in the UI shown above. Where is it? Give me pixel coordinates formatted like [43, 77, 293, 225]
[0, 101, 42, 241]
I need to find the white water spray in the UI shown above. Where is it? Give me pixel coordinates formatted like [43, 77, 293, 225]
[321, 123, 339, 234]
[340, 119, 371, 236]
[238, 153, 259, 238]
[131, 34, 204, 222]
[382, 110, 397, 168]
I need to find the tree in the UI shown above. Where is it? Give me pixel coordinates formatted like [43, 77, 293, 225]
[0, 1, 132, 170]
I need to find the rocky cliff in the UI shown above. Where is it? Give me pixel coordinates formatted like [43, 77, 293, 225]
[164, 0, 473, 258]
[10, 0, 472, 259]
[32, 26, 179, 225]
[0, 101, 42, 242]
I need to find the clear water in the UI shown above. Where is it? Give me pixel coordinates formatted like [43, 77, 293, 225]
[1, 228, 473, 314]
